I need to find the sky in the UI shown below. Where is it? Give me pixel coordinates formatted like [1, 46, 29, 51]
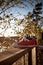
[0, 0, 43, 37]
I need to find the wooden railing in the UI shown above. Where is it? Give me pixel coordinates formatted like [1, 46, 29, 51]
[0, 45, 43, 65]
[0, 48, 29, 65]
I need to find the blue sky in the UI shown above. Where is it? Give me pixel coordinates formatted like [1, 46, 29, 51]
[0, 0, 43, 17]
[0, 0, 43, 37]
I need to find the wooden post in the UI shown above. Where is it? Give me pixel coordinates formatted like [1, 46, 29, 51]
[28, 49, 32, 65]
[21, 56, 25, 65]
[32, 47, 36, 65]
[25, 53, 28, 65]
